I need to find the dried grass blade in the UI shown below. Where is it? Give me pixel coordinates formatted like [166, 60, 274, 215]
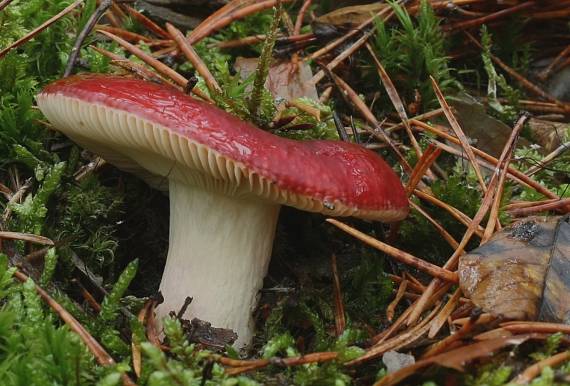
[123, 5, 170, 39]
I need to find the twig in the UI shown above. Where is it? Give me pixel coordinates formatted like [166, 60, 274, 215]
[0, 0, 84, 59]
[64, 0, 113, 77]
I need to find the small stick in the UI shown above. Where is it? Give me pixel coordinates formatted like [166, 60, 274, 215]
[327, 219, 458, 283]
[95, 25, 153, 43]
[500, 321, 570, 334]
[330, 254, 345, 336]
[188, 0, 293, 45]
[0, 0, 84, 59]
[64, 0, 114, 77]
[388, 274, 424, 293]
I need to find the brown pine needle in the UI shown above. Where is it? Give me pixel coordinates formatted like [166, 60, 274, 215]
[12, 270, 137, 386]
[0, 0, 84, 59]
[327, 219, 458, 283]
[407, 112, 525, 325]
[367, 43, 423, 159]
[387, 279, 408, 322]
[165, 23, 221, 93]
[122, 5, 170, 39]
[514, 351, 570, 384]
[411, 119, 559, 200]
[331, 254, 346, 336]
[97, 30, 212, 102]
[431, 76, 487, 192]
[0, 231, 54, 246]
[428, 288, 462, 338]
[405, 145, 441, 195]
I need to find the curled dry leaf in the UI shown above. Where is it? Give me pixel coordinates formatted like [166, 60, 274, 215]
[459, 215, 570, 324]
[374, 336, 530, 386]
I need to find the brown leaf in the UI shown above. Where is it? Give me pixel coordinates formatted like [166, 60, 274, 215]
[234, 58, 319, 101]
[374, 336, 530, 386]
[315, 3, 386, 28]
[459, 215, 570, 323]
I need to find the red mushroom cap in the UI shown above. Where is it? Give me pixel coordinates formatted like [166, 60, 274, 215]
[38, 74, 408, 221]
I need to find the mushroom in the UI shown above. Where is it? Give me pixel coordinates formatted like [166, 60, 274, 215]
[37, 75, 409, 347]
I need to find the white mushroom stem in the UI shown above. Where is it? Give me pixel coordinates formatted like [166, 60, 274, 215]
[157, 179, 280, 347]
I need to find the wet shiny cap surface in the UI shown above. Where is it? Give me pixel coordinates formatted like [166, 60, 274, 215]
[39, 74, 409, 221]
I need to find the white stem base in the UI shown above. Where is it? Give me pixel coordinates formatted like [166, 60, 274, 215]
[157, 180, 280, 348]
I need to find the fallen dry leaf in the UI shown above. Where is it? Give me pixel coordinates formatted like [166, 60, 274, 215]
[459, 215, 570, 323]
[315, 3, 386, 28]
[234, 57, 318, 101]
[374, 336, 530, 386]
